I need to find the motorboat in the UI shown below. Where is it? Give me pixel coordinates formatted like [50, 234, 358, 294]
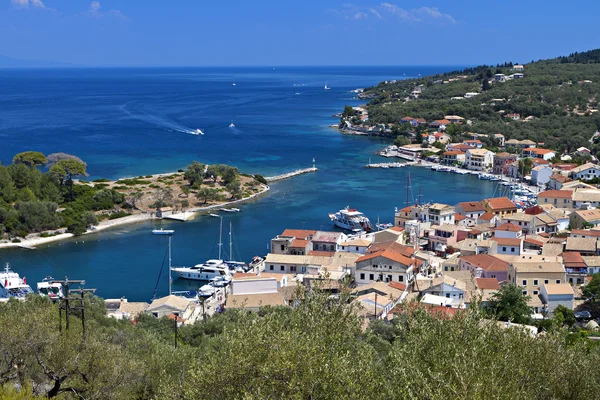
[324, 82, 330, 90]
[329, 207, 373, 232]
[171, 261, 232, 282]
[37, 276, 63, 300]
[192, 128, 204, 135]
[376, 223, 394, 230]
[209, 213, 221, 218]
[229, 121, 235, 128]
[0, 263, 33, 300]
[152, 228, 174, 235]
[249, 256, 265, 272]
[220, 208, 240, 213]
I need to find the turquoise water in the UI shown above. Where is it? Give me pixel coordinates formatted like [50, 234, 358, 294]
[0, 66, 500, 300]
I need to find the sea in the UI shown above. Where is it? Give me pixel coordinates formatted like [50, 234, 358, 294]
[0, 66, 503, 301]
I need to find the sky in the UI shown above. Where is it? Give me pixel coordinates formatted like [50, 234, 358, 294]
[1, 0, 599, 67]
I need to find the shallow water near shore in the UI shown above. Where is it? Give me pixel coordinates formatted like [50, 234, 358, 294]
[0, 66, 501, 301]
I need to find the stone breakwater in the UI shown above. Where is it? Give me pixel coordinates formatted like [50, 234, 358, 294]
[265, 167, 318, 182]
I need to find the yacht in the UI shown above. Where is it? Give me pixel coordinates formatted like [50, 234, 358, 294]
[324, 82, 330, 90]
[37, 276, 63, 300]
[192, 128, 204, 135]
[220, 207, 240, 213]
[329, 207, 373, 232]
[0, 263, 34, 300]
[229, 121, 235, 128]
[170, 261, 232, 282]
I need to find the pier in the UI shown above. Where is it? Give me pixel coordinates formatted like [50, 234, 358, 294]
[366, 162, 418, 168]
[265, 167, 318, 183]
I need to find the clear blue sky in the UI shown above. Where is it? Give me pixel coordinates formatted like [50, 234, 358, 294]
[1, 0, 599, 66]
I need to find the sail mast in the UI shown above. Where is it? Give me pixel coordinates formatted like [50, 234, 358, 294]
[218, 216, 223, 260]
[168, 236, 172, 296]
[229, 222, 233, 262]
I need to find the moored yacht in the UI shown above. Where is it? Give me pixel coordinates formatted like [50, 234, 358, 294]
[170, 260, 232, 282]
[0, 263, 34, 300]
[37, 276, 64, 299]
[329, 207, 373, 232]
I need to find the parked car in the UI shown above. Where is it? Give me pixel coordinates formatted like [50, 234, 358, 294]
[574, 310, 592, 321]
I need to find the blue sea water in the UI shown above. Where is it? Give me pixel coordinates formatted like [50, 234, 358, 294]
[0, 66, 502, 301]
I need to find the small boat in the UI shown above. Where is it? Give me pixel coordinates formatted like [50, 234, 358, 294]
[324, 82, 330, 90]
[229, 121, 235, 128]
[0, 263, 33, 300]
[220, 208, 240, 213]
[37, 276, 63, 300]
[232, 77, 236, 86]
[209, 213, 221, 218]
[192, 128, 204, 135]
[249, 256, 265, 272]
[376, 223, 394, 230]
[152, 228, 174, 235]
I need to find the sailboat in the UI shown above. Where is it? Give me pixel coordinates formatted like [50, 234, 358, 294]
[170, 217, 232, 282]
[324, 82, 330, 90]
[224, 222, 248, 272]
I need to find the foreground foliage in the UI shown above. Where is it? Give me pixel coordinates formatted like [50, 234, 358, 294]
[0, 291, 599, 399]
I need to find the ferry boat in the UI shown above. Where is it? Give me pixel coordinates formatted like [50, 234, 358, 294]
[170, 260, 233, 282]
[0, 263, 34, 300]
[37, 276, 63, 300]
[329, 207, 373, 232]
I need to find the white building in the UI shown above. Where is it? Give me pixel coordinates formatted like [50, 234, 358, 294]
[466, 149, 494, 171]
[531, 165, 552, 186]
[571, 163, 600, 181]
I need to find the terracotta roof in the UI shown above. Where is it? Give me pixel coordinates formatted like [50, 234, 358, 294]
[538, 190, 573, 199]
[444, 150, 465, 156]
[478, 211, 496, 221]
[461, 254, 510, 272]
[561, 252, 586, 268]
[356, 250, 414, 266]
[465, 140, 483, 144]
[457, 201, 486, 212]
[367, 241, 414, 258]
[495, 152, 516, 158]
[388, 281, 407, 291]
[524, 237, 544, 246]
[550, 174, 572, 184]
[281, 229, 316, 239]
[476, 278, 500, 290]
[495, 223, 521, 232]
[565, 237, 598, 252]
[532, 159, 551, 165]
[401, 116, 415, 121]
[454, 213, 466, 221]
[493, 237, 522, 246]
[307, 250, 336, 257]
[571, 229, 600, 238]
[290, 239, 309, 248]
[227, 292, 286, 309]
[484, 197, 517, 210]
[449, 143, 473, 151]
[523, 147, 554, 155]
[389, 226, 405, 232]
[574, 209, 600, 223]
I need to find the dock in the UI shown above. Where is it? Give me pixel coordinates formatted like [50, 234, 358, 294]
[265, 167, 318, 183]
[162, 211, 196, 222]
[366, 162, 418, 168]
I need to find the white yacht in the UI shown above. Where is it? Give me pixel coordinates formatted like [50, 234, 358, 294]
[192, 128, 204, 135]
[324, 82, 330, 90]
[171, 260, 232, 282]
[152, 228, 174, 235]
[0, 263, 34, 300]
[37, 276, 63, 299]
[229, 121, 235, 128]
[329, 207, 373, 232]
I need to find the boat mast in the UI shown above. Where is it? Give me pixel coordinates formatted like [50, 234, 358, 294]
[405, 173, 412, 207]
[218, 216, 223, 260]
[229, 222, 233, 262]
[168, 236, 172, 296]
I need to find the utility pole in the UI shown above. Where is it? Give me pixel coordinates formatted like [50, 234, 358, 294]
[174, 317, 178, 348]
[70, 288, 97, 340]
[52, 277, 95, 339]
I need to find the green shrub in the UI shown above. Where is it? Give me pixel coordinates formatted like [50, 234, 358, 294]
[11, 238, 21, 243]
[108, 211, 131, 220]
[254, 174, 268, 185]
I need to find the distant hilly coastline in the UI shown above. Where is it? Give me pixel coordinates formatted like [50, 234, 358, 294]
[0, 54, 75, 68]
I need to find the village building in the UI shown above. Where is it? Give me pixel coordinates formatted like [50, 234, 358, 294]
[270, 229, 316, 255]
[463, 139, 484, 148]
[482, 197, 518, 218]
[571, 162, 600, 181]
[442, 150, 466, 165]
[572, 188, 600, 209]
[561, 252, 588, 285]
[492, 152, 517, 175]
[531, 165, 553, 186]
[353, 282, 406, 320]
[466, 148, 494, 171]
[338, 237, 371, 254]
[494, 133, 506, 147]
[146, 295, 198, 324]
[264, 254, 333, 274]
[565, 237, 599, 256]
[428, 224, 465, 255]
[508, 261, 566, 312]
[459, 254, 510, 281]
[537, 190, 573, 210]
[547, 174, 573, 190]
[570, 209, 600, 229]
[540, 284, 574, 313]
[522, 148, 556, 160]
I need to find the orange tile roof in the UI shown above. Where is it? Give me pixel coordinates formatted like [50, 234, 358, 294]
[290, 239, 309, 248]
[458, 201, 486, 212]
[307, 250, 335, 256]
[281, 229, 316, 239]
[389, 226, 405, 232]
[495, 223, 521, 232]
[388, 281, 407, 291]
[524, 237, 544, 246]
[444, 150, 465, 156]
[368, 241, 414, 258]
[484, 197, 517, 210]
[400, 206, 414, 213]
[571, 229, 600, 237]
[454, 213, 466, 221]
[561, 252, 586, 267]
[356, 250, 414, 266]
[476, 278, 500, 290]
[479, 211, 496, 221]
[533, 159, 551, 165]
[523, 147, 554, 155]
[538, 190, 573, 199]
[461, 254, 510, 272]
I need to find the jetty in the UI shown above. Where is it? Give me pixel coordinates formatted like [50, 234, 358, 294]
[265, 167, 318, 183]
[366, 162, 418, 169]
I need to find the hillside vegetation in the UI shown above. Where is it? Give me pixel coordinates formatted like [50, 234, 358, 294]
[363, 49, 600, 154]
[1, 291, 600, 399]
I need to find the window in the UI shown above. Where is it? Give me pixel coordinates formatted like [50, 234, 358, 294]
[399, 276, 404, 282]
[369, 274, 374, 281]
[533, 290, 538, 295]
[446, 293, 450, 298]
[444, 266, 448, 271]
[269, 265, 274, 271]
[280, 265, 285, 271]
[360, 273, 365, 280]
[522, 290, 528, 295]
[280, 245, 285, 251]
[152, 312, 159, 318]
[510, 247, 515, 253]
[290, 266, 297, 273]
[491, 274, 496, 278]
[502, 247, 507, 252]
[355, 246, 359, 251]
[522, 280, 527, 286]
[556, 279, 561, 284]
[544, 279, 549, 284]
[533, 280, 538, 286]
